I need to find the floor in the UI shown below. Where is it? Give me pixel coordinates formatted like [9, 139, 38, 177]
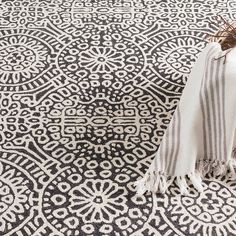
[0, 0, 236, 235]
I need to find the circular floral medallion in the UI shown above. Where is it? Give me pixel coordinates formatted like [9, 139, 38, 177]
[0, 29, 61, 92]
[0, 161, 35, 234]
[147, 30, 208, 87]
[42, 166, 154, 235]
[158, 173, 236, 235]
[57, 32, 145, 83]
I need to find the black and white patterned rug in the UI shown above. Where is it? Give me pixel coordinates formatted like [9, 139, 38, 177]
[1, 0, 236, 235]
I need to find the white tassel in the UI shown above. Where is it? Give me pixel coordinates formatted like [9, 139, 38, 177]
[228, 160, 236, 180]
[165, 176, 176, 193]
[188, 171, 203, 193]
[133, 178, 148, 196]
[176, 176, 190, 196]
[149, 172, 156, 191]
[159, 175, 167, 194]
[153, 174, 160, 193]
[214, 161, 226, 176]
[134, 158, 236, 197]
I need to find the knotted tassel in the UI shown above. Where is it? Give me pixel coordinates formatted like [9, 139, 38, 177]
[149, 172, 156, 192]
[159, 175, 168, 194]
[197, 160, 207, 177]
[133, 177, 148, 196]
[220, 162, 228, 176]
[214, 161, 224, 176]
[176, 176, 190, 195]
[165, 176, 176, 194]
[203, 161, 211, 176]
[228, 159, 236, 180]
[152, 172, 160, 193]
[188, 171, 204, 193]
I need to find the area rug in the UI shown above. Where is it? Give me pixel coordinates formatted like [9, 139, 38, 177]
[0, 0, 236, 236]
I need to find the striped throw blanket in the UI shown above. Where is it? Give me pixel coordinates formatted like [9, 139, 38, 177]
[134, 42, 236, 196]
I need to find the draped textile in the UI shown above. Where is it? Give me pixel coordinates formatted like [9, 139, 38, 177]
[134, 42, 236, 196]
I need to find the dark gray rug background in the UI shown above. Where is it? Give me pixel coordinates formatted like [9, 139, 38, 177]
[0, 0, 236, 235]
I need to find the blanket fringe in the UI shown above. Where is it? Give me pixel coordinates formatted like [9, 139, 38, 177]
[133, 158, 236, 196]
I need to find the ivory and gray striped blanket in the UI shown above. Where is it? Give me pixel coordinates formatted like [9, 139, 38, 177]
[134, 42, 236, 196]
